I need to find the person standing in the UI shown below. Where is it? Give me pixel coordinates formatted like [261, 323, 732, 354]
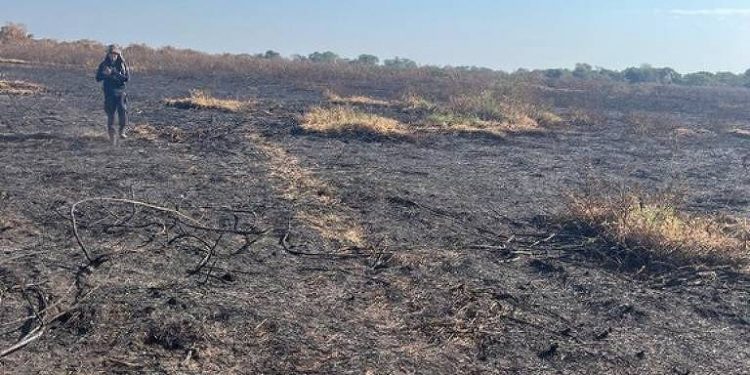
[95, 44, 129, 145]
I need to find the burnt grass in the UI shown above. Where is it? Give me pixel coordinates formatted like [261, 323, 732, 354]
[1, 62, 750, 374]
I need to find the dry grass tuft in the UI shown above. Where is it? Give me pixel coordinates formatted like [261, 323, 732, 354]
[532, 110, 565, 127]
[0, 57, 29, 65]
[426, 115, 538, 135]
[624, 111, 677, 136]
[565, 109, 603, 126]
[425, 109, 540, 135]
[325, 91, 391, 107]
[567, 191, 750, 264]
[422, 91, 561, 134]
[131, 123, 160, 141]
[399, 92, 435, 111]
[673, 127, 715, 138]
[164, 89, 249, 112]
[132, 123, 186, 143]
[0, 80, 44, 95]
[301, 106, 406, 137]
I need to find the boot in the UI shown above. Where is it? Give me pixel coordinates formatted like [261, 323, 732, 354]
[108, 127, 118, 146]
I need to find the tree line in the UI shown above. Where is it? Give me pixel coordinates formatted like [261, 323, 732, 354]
[3, 22, 749, 87]
[254, 49, 418, 69]
[540, 63, 750, 87]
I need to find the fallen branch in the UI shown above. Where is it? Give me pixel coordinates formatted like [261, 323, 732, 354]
[70, 197, 264, 264]
[0, 325, 44, 358]
[191, 233, 224, 274]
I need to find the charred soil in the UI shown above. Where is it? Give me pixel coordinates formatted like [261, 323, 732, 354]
[0, 63, 749, 374]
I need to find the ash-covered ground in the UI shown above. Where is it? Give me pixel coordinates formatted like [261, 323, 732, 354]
[1, 63, 749, 374]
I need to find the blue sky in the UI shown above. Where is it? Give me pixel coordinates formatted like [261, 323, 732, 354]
[2, 0, 750, 73]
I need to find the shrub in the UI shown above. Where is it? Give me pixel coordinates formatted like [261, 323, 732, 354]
[0, 23, 32, 43]
[384, 57, 418, 69]
[567, 190, 749, 264]
[308, 51, 340, 63]
[565, 109, 602, 127]
[262, 50, 281, 59]
[399, 92, 435, 111]
[354, 54, 379, 66]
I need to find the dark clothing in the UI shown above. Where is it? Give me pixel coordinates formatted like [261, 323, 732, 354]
[105, 92, 127, 127]
[95, 56, 129, 96]
[96, 55, 129, 143]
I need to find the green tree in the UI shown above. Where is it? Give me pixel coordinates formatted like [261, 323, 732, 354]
[681, 72, 715, 86]
[263, 50, 281, 59]
[384, 57, 417, 69]
[544, 68, 568, 79]
[572, 63, 594, 79]
[623, 64, 658, 83]
[308, 51, 340, 63]
[354, 54, 379, 65]
[598, 68, 623, 81]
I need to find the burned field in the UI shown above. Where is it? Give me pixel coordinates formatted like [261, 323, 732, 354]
[1, 62, 749, 374]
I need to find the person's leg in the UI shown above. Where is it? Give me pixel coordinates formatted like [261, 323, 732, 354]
[104, 95, 117, 145]
[116, 93, 128, 138]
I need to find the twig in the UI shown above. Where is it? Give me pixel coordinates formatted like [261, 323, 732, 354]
[71, 197, 219, 263]
[71, 197, 270, 263]
[0, 284, 99, 358]
[0, 325, 44, 358]
[230, 232, 269, 256]
[191, 233, 224, 274]
[531, 233, 557, 247]
[0, 285, 47, 358]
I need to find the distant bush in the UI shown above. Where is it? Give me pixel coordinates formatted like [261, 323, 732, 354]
[354, 54, 379, 66]
[262, 50, 281, 59]
[532, 63, 750, 87]
[384, 57, 418, 69]
[572, 63, 594, 79]
[308, 51, 340, 63]
[0, 23, 32, 43]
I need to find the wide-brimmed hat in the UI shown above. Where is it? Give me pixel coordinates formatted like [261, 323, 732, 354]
[106, 44, 122, 55]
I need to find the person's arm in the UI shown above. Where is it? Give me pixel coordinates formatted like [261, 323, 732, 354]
[108, 62, 129, 84]
[95, 62, 109, 82]
[115, 62, 129, 83]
